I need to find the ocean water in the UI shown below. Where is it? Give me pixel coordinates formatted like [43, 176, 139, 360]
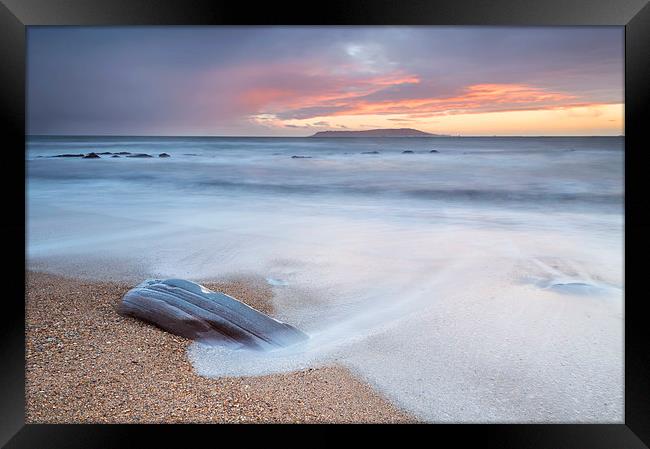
[27, 136, 624, 422]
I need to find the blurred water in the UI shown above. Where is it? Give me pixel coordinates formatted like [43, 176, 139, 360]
[27, 136, 624, 422]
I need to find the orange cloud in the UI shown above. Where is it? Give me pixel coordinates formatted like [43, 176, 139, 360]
[311, 83, 580, 117]
[199, 60, 618, 135]
[277, 102, 624, 136]
[239, 88, 294, 108]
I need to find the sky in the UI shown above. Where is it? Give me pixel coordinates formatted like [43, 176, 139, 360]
[27, 26, 624, 136]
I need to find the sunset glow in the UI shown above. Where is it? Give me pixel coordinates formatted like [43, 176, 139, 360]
[27, 27, 624, 136]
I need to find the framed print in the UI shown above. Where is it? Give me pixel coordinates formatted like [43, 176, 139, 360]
[1, 0, 649, 447]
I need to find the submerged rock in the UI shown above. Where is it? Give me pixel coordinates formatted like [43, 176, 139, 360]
[115, 151, 131, 155]
[291, 155, 312, 159]
[158, 153, 171, 158]
[52, 153, 84, 158]
[361, 151, 380, 154]
[111, 155, 121, 158]
[402, 150, 415, 154]
[127, 153, 154, 158]
[547, 281, 606, 296]
[119, 279, 308, 350]
[429, 150, 439, 153]
[83, 152, 101, 159]
[97, 151, 113, 155]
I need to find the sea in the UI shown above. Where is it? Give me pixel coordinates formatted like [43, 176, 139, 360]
[26, 135, 624, 422]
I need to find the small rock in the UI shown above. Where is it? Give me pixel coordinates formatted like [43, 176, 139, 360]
[361, 151, 380, 154]
[291, 155, 312, 159]
[83, 152, 101, 159]
[402, 150, 414, 154]
[429, 149, 439, 153]
[52, 153, 84, 158]
[111, 155, 121, 158]
[127, 153, 153, 158]
[158, 153, 171, 158]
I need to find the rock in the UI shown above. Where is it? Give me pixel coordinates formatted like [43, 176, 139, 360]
[547, 281, 606, 296]
[119, 279, 309, 350]
[127, 153, 153, 158]
[83, 152, 101, 159]
[402, 150, 415, 154]
[52, 154, 84, 158]
[115, 151, 131, 155]
[158, 153, 171, 158]
[429, 150, 439, 153]
[291, 155, 312, 159]
[111, 155, 121, 158]
[361, 151, 380, 154]
[97, 152, 113, 155]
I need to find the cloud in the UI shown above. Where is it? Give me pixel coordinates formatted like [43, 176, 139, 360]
[268, 82, 587, 123]
[27, 26, 623, 135]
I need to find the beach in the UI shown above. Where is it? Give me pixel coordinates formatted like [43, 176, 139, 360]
[26, 271, 415, 423]
[26, 136, 624, 422]
[23, 22, 627, 428]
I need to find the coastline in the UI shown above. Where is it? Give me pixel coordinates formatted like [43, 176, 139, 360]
[25, 271, 415, 423]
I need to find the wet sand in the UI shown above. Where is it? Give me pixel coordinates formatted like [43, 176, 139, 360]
[25, 271, 415, 423]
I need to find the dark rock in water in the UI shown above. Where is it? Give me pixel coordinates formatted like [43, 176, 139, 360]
[52, 153, 84, 158]
[291, 155, 312, 159]
[183, 153, 199, 156]
[158, 153, 171, 158]
[119, 279, 309, 350]
[83, 152, 101, 159]
[97, 152, 113, 155]
[429, 150, 439, 153]
[111, 155, 121, 158]
[127, 153, 154, 158]
[115, 151, 131, 155]
[361, 151, 380, 154]
[402, 150, 415, 154]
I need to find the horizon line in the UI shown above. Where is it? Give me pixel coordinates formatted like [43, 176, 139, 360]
[26, 133, 625, 138]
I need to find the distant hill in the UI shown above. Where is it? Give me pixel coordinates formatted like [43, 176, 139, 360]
[309, 128, 446, 138]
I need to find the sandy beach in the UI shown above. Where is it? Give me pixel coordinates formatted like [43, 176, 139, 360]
[25, 271, 415, 423]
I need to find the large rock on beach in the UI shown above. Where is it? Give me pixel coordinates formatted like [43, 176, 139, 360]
[119, 279, 309, 350]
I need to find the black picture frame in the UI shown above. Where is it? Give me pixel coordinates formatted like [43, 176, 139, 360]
[2, 0, 649, 447]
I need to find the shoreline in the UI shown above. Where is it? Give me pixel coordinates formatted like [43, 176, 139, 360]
[26, 271, 415, 423]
